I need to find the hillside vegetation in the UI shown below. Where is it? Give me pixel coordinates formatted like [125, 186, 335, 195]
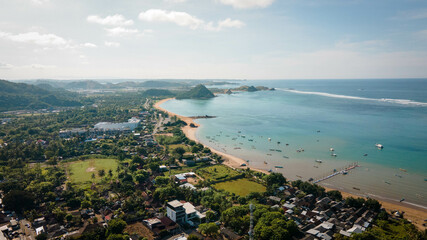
[176, 84, 215, 99]
[0, 80, 81, 112]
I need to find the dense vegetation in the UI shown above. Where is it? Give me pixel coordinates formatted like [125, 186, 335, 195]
[0, 80, 81, 111]
[176, 84, 215, 99]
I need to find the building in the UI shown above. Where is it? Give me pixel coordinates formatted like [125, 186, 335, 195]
[166, 200, 186, 223]
[166, 200, 205, 225]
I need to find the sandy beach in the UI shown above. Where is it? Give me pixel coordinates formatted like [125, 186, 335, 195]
[154, 98, 426, 230]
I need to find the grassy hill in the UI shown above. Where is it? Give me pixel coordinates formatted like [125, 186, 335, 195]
[176, 84, 215, 99]
[0, 80, 81, 112]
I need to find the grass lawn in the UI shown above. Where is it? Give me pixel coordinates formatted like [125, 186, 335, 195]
[68, 158, 118, 188]
[196, 165, 241, 182]
[213, 178, 266, 196]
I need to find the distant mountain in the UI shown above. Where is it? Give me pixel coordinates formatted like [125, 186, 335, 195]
[0, 80, 81, 112]
[176, 84, 215, 100]
[65, 80, 106, 90]
[139, 81, 189, 88]
[142, 89, 175, 97]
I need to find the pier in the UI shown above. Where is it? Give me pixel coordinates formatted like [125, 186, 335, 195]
[313, 162, 359, 184]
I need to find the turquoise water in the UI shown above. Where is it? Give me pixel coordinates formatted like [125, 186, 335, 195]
[161, 79, 427, 207]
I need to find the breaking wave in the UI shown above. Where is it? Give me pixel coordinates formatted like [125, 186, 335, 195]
[278, 88, 427, 107]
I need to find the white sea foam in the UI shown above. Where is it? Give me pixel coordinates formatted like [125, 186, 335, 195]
[278, 88, 427, 107]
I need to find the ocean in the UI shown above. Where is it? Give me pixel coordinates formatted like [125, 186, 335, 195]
[160, 79, 427, 208]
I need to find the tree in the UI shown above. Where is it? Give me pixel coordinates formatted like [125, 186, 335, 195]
[91, 173, 96, 180]
[198, 222, 219, 237]
[66, 214, 73, 222]
[107, 218, 127, 235]
[108, 169, 113, 178]
[263, 173, 286, 188]
[98, 169, 105, 177]
[187, 234, 200, 240]
[174, 147, 186, 156]
[365, 198, 381, 212]
[326, 190, 342, 201]
[3, 190, 35, 213]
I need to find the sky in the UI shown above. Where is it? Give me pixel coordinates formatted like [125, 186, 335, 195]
[0, 0, 427, 80]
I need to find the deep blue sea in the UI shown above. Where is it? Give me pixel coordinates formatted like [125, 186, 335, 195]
[161, 79, 427, 207]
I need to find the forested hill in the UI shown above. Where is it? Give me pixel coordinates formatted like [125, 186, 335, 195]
[176, 84, 215, 99]
[0, 80, 81, 112]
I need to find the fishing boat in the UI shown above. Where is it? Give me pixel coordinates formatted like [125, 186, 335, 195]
[330, 148, 334, 151]
[264, 161, 268, 164]
[234, 147, 241, 149]
[275, 166, 283, 168]
[331, 153, 337, 157]
[267, 153, 272, 156]
[399, 198, 405, 202]
[308, 178, 314, 181]
[277, 141, 281, 144]
[238, 131, 241, 133]
[241, 135, 246, 138]
[384, 181, 391, 185]
[276, 149, 282, 152]
[248, 139, 253, 141]
[315, 159, 323, 163]
[268, 138, 271, 141]
[375, 143, 384, 149]
[342, 170, 348, 175]
[285, 143, 289, 146]
[353, 187, 360, 191]
[268, 169, 273, 172]
[269, 149, 275, 151]
[363, 153, 368, 156]
[282, 156, 289, 158]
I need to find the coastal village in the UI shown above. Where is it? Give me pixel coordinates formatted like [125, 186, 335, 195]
[0, 90, 425, 240]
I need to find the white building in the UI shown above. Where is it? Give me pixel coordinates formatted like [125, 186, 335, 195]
[166, 200, 205, 225]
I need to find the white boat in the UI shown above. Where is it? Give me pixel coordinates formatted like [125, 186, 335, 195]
[268, 138, 271, 141]
[375, 143, 384, 149]
[331, 153, 337, 157]
[330, 148, 334, 151]
[315, 159, 323, 163]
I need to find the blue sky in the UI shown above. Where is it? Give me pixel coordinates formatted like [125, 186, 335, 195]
[0, 0, 426, 79]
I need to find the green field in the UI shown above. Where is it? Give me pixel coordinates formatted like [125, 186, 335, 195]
[196, 165, 242, 182]
[68, 158, 119, 188]
[213, 178, 266, 196]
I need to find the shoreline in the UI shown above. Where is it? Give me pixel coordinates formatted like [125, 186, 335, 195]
[153, 98, 426, 230]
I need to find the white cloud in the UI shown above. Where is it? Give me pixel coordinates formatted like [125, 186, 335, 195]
[31, 0, 49, 4]
[335, 39, 388, 50]
[105, 27, 139, 36]
[139, 9, 204, 30]
[0, 31, 69, 46]
[0, 63, 14, 69]
[165, 0, 188, 2]
[87, 14, 134, 26]
[81, 42, 97, 48]
[138, 9, 244, 31]
[104, 41, 120, 47]
[217, 18, 245, 29]
[28, 64, 56, 69]
[218, 0, 275, 9]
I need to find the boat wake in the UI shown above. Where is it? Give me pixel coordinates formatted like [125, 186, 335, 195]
[278, 88, 427, 107]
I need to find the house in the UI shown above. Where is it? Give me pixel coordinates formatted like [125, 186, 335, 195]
[166, 200, 186, 223]
[166, 200, 205, 225]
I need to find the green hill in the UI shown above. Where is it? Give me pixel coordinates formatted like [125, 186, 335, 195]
[142, 89, 175, 97]
[176, 84, 215, 99]
[0, 80, 81, 112]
